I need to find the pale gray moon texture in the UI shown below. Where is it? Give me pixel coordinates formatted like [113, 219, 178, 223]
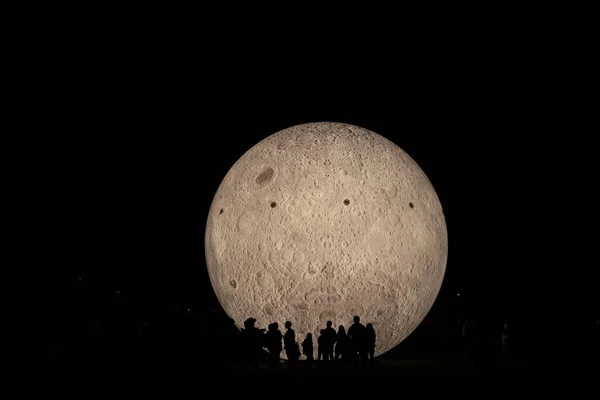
[205, 122, 448, 358]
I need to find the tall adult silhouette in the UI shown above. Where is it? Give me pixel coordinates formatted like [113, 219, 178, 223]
[284, 321, 299, 369]
[347, 315, 367, 367]
[334, 325, 348, 363]
[323, 320, 337, 361]
[266, 322, 283, 370]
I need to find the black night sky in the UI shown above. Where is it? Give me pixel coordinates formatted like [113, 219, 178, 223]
[30, 20, 597, 382]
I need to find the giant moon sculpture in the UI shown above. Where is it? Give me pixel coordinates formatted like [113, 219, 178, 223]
[205, 122, 447, 358]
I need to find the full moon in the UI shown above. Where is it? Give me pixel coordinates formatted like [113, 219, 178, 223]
[205, 122, 447, 358]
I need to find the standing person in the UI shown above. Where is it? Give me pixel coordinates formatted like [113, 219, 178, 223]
[284, 321, 299, 369]
[239, 317, 263, 372]
[317, 329, 325, 361]
[266, 322, 283, 370]
[323, 320, 337, 361]
[334, 325, 347, 363]
[347, 315, 367, 367]
[301, 333, 314, 367]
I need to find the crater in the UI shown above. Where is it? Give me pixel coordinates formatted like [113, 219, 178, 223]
[270, 201, 277, 208]
[292, 302, 309, 311]
[305, 288, 320, 302]
[256, 167, 275, 185]
[343, 199, 350, 205]
[277, 141, 292, 151]
[409, 202, 414, 208]
[319, 310, 337, 323]
[237, 211, 256, 235]
[321, 261, 333, 275]
[293, 251, 306, 264]
[388, 212, 401, 227]
[264, 305, 275, 316]
[348, 305, 365, 317]
[282, 249, 294, 263]
[219, 208, 224, 215]
[257, 271, 274, 288]
[367, 231, 392, 256]
[385, 183, 398, 198]
[229, 279, 237, 289]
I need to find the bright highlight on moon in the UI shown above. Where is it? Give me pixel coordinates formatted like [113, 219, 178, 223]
[205, 122, 448, 358]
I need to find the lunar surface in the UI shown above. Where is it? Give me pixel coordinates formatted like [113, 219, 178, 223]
[205, 122, 448, 358]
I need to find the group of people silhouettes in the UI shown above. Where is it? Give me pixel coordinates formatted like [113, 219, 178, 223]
[238, 315, 376, 372]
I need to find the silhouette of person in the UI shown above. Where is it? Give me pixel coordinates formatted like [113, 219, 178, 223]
[347, 315, 367, 367]
[240, 317, 263, 372]
[284, 321, 299, 368]
[301, 333, 314, 367]
[366, 323, 376, 367]
[266, 322, 283, 369]
[323, 320, 337, 361]
[334, 325, 348, 363]
[317, 329, 325, 361]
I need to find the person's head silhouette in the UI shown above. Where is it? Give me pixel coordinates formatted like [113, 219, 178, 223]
[366, 323, 373, 331]
[338, 325, 346, 334]
[353, 315, 360, 324]
[326, 320, 332, 328]
[285, 321, 292, 329]
[244, 317, 256, 329]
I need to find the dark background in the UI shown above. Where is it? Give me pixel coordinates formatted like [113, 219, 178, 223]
[25, 15, 596, 376]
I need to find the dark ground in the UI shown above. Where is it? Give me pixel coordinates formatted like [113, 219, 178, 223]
[37, 335, 598, 385]
[34, 348, 597, 397]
